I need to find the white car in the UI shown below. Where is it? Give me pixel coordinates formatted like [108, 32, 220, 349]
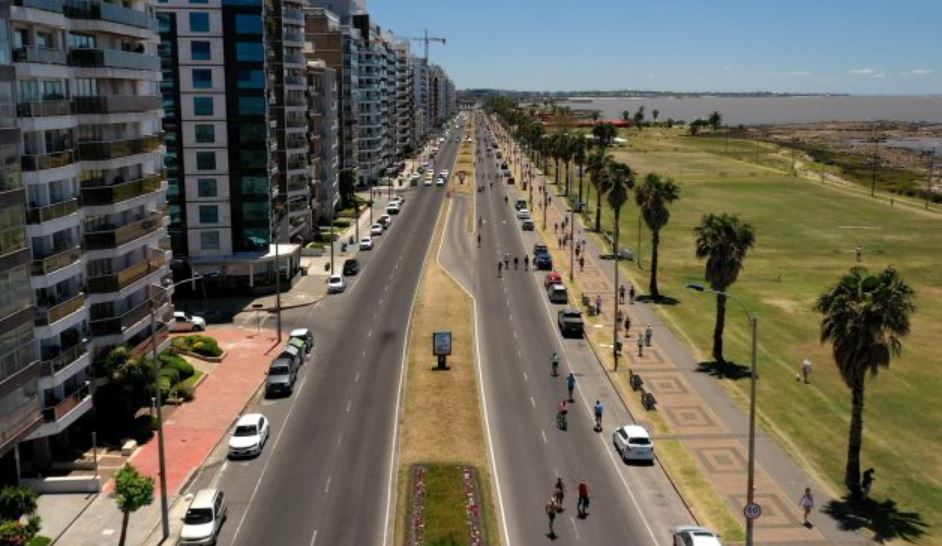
[228, 414, 269, 458]
[169, 311, 206, 332]
[672, 525, 723, 546]
[378, 214, 392, 228]
[370, 223, 384, 236]
[613, 424, 654, 462]
[440, 169, 449, 178]
[359, 237, 373, 250]
[435, 177, 445, 187]
[386, 203, 400, 215]
[423, 176, 433, 186]
[391, 195, 403, 204]
[181, 489, 227, 546]
[516, 208, 531, 220]
[327, 275, 346, 293]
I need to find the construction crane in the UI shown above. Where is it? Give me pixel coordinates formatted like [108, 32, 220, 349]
[402, 29, 446, 62]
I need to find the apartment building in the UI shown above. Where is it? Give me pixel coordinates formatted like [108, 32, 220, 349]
[0, 0, 40, 477]
[158, 0, 300, 292]
[350, 14, 386, 184]
[10, 0, 170, 466]
[411, 56, 428, 146]
[391, 41, 411, 159]
[306, 59, 338, 220]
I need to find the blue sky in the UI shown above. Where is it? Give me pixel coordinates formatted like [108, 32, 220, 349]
[369, 0, 941, 94]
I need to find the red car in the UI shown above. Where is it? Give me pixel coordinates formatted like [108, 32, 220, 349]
[544, 271, 562, 287]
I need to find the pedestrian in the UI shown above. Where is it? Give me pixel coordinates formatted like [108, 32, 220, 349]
[554, 477, 565, 508]
[553, 221, 558, 233]
[637, 334, 644, 357]
[548, 196, 552, 205]
[629, 285, 636, 304]
[801, 358, 812, 384]
[644, 324, 653, 347]
[619, 285, 626, 304]
[799, 487, 814, 526]
[616, 309, 623, 325]
[497, 261, 502, 277]
[861, 468, 875, 500]
[624, 315, 631, 338]
[558, 235, 563, 247]
[593, 400, 603, 432]
[579, 256, 585, 272]
[545, 496, 558, 538]
[577, 481, 590, 517]
[854, 244, 862, 262]
[595, 294, 602, 315]
[575, 245, 580, 258]
[566, 372, 575, 402]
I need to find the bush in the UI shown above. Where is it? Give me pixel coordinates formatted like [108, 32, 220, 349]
[0, 485, 37, 521]
[159, 352, 194, 380]
[171, 335, 222, 357]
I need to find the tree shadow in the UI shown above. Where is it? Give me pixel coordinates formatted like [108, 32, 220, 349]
[695, 360, 752, 381]
[823, 495, 928, 544]
[635, 294, 679, 306]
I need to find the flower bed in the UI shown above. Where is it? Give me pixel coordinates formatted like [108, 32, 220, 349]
[407, 465, 427, 546]
[461, 466, 485, 546]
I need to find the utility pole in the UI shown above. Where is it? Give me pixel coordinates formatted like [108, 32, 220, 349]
[867, 127, 886, 197]
[923, 149, 936, 210]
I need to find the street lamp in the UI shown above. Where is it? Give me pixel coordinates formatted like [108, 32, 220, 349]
[686, 283, 759, 546]
[148, 273, 215, 540]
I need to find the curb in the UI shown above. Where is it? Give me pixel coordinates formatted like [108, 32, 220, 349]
[233, 297, 322, 315]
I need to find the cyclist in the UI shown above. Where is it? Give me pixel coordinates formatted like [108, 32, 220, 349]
[504, 195, 508, 205]
[593, 400, 603, 432]
[566, 372, 576, 402]
[513, 256, 519, 269]
[504, 253, 509, 268]
[550, 351, 560, 377]
[478, 216, 483, 228]
[554, 477, 565, 506]
[497, 261, 502, 277]
[557, 400, 569, 430]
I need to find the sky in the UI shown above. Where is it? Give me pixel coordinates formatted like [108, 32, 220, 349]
[368, 0, 942, 94]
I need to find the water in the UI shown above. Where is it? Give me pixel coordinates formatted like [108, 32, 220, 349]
[557, 95, 942, 125]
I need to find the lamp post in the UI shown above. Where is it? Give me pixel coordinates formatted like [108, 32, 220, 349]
[568, 207, 575, 281]
[274, 227, 282, 343]
[148, 273, 215, 540]
[686, 283, 758, 546]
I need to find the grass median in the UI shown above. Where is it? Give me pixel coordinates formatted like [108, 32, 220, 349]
[395, 192, 500, 545]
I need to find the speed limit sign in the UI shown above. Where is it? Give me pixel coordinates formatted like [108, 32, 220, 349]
[744, 503, 762, 520]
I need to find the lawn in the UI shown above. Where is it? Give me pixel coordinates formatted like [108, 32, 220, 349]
[565, 128, 942, 542]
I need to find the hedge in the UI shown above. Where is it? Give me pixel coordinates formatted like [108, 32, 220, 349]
[171, 335, 223, 357]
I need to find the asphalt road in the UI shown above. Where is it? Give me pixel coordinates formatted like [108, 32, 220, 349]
[206, 127, 465, 546]
[467, 112, 690, 545]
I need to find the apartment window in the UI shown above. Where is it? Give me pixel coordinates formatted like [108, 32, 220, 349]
[68, 33, 95, 49]
[237, 96, 264, 115]
[194, 124, 215, 143]
[190, 0, 209, 4]
[195, 151, 215, 170]
[190, 41, 211, 60]
[157, 12, 171, 30]
[240, 176, 267, 196]
[197, 178, 217, 197]
[192, 69, 212, 89]
[198, 205, 218, 224]
[200, 231, 220, 250]
[71, 78, 97, 97]
[18, 81, 38, 101]
[234, 14, 262, 34]
[193, 96, 213, 115]
[189, 12, 210, 32]
[239, 123, 265, 144]
[0, 206, 26, 255]
[236, 69, 264, 89]
[235, 42, 263, 62]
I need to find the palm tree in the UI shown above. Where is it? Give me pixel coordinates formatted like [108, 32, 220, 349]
[635, 173, 680, 299]
[591, 110, 601, 122]
[652, 109, 660, 124]
[573, 136, 587, 207]
[560, 133, 575, 196]
[708, 110, 723, 131]
[586, 148, 612, 232]
[814, 266, 915, 497]
[693, 213, 756, 364]
[605, 162, 635, 370]
[549, 133, 563, 189]
[592, 122, 617, 148]
[633, 106, 645, 128]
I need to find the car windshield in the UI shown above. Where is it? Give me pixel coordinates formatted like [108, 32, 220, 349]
[629, 437, 651, 445]
[234, 424, 257, 436]
[270, 365, 289, 375]
[330, 277, 341, 283]
[564, 312, 581, 319]
[184, 508, 213, 525]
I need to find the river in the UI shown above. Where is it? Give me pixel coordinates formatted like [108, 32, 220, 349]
[556, 95, 942, 125]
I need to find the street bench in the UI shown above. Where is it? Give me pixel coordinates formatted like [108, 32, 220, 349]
[628, 368, 658, 411]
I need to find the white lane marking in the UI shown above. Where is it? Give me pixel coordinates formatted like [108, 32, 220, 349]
[517, 348, 522, 358]
[513, 330, 518, 339]
[346, 399, 352, 413]
[361, 349, 367, 358]
[309, 530, 318, 546]
[530, 396, 536, 408]
[354, 372, 360, 383]
[569, 516, 581, 539]
[541, 429, 548, 444]
[230, 372, 308, 545]
[523, 371, 528, 381]
[367, 328, 373, 338]
[385, 284, 389, 292]
[323, 476, 331, 493]
[336, 433, 342, 446]
[379, 299, 384, 306]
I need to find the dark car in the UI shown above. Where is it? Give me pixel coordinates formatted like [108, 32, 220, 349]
[521, 219, 534, 231]
[558, 309, 585, 338]
[533, 243, 549, 256]
[342, 259, 360, 276]
[535, 252, 553, 270]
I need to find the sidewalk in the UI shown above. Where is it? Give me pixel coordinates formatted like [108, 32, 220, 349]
[493, 123, 867, 544]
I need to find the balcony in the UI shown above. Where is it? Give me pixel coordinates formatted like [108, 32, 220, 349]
[284, 74, 305, 86]
[283, 31, 304, 44]
[87, 255, 166, 293]
[26, 199, 79, 224]
[77, 134, 162, 161]
[13, 46, 66, 65]
[31, 246, 82, 276]
[80, 172, 163, 205]
[41, 383, 91, 423]
[64, 0, 156, 29]
[72, 95, 162, 114]
[69, 48, 160, 71]
[21, 150, 76, 171]
[83, 211, 163, 250]
[157, 236, 171, 251]
[285, 117, 306, 128]
[35, 292, 85, 326]
[282, 7, 303, 20]
[88, 293, 165, 337]
[40, 341, 88, 377]
[17, 100, 72, 117]
[13, 0, 64, 13]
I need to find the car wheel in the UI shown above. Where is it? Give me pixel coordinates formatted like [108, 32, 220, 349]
[194, 325, 204, 332]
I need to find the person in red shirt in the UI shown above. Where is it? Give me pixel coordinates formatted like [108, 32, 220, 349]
[577, 481, 590, 517]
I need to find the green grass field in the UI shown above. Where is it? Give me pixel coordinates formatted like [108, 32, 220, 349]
[556, 128, 941, 543]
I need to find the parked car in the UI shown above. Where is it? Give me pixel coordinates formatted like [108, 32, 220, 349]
[515, 199, 527, 211]
[378, 214, 392, 228]
[370, 223, 384, 236]
[521, 219, 535, 231]
[180, 489, 227, 546]
[289, 328, 314, 353]
[535, 252, 553, 270]
[544, 271, 563, 287]
[435, 177, 445, 186]
[533, 243, 549, 256]
[359, 237, 373, 250]
[424, 173, 433, 186]
[265, 355, 297, 397]
[228, 414, 269, 458]
[557, 308, 584, 337]
[547, 283, 568, 304]
[672, 525, 723, 546]
[342, 258, 360, 276]
[410, 173, 420, 186]
[613, 424, 654, 463]
[516, 208, 531, 221]
[169, 311, 206, 332]
[327, 275, 346, 293]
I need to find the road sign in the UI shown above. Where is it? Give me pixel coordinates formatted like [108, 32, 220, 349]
[744, 503, 762, 520]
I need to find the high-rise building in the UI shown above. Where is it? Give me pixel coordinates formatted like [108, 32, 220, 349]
[11, 0, 170, 466]
[0, 0, 40, 475]
[351, 14, 387, 184]
[392, 41, 412, 158]
[306, 59, 339, 220]
[158, 0, 301, 291]
[411, 56, 429, 144]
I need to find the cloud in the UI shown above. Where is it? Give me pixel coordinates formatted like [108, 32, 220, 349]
[910, 68, 933, 75]
[849, 68, 877, 75]
[787, 71, 812, 76]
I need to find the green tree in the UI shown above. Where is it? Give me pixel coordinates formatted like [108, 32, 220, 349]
[633, 106, 645, 128]
[591, 122, 617, 148]
[573, 135, 587, 206]
[621, 110, 630, 123]
[338, 168, 357, 209]
[605, 162, 635, 370]
[689, 119, 703, 136]
[591, 110, 601, 122]
[652, 109, 660, 124]
[815, 266, 915, 497]
[586, 148, 612, 233]
[634, 173, 680, 299]
[549, 133, 564, 189]
[708, 110, 723, 131]
[693, 213, 756, 363]
[114, 464, 154, 546]
[0, 517, 40, 546]
[559, 133, 575, 196]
